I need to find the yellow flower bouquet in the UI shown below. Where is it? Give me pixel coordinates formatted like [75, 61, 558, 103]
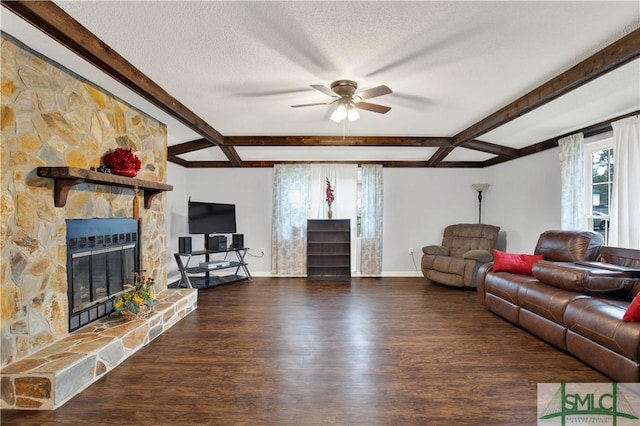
[113, 273, 157, 320]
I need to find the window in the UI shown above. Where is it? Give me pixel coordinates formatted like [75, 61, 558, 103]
[585, 135, 614, 243]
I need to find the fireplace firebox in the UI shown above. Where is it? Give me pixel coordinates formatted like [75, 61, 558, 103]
[66, 218, 140, 331]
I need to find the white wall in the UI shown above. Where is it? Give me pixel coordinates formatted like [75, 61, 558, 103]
[164, 151, 562, 277]
[382, 167, 483, 275]
[485, 148, 561, 253]
[165, 162, 189, 281]
[176, 167, 274, 276]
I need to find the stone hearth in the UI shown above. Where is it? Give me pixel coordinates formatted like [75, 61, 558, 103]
[1, 288, 197, 410]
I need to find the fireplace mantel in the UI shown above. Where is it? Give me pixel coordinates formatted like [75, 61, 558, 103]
[37, 167, 173, 209]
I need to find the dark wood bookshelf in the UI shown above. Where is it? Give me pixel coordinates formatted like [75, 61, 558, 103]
[307, 219, 351, 280]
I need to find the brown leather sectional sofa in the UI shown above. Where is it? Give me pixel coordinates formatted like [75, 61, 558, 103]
[477, 230, 640, 382]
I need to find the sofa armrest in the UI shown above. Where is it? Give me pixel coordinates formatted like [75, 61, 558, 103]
[463, 249, 493, 263]
[463, 252, 494, 287]
[476, 262, 494, 304]
[422, 245, 449, 256]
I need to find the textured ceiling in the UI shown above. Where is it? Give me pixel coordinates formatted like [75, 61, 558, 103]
[2, 1, 639, 165]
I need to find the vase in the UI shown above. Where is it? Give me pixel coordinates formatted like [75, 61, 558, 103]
[112, 168, 138, 178]
[328, 208, 333, 219]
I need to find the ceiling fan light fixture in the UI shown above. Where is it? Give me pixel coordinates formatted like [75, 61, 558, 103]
[347, 104, 360, 122]
[330, 102, 348, 123]
[297, 80, 391, 123]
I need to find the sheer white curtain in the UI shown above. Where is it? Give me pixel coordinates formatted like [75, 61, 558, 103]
[271, 164, 310, 275]
[309, 164, 357, 220]
[360, 164, 383, 276]
[559, 133, 586, 230]
[310, 164, 358, 271]
[609, 116, 640, 248]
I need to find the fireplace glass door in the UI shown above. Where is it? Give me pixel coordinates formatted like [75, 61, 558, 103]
[66, 219, 139, 331]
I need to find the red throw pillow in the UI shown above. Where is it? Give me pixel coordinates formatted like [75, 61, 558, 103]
[492, 249, 544, 276]
[623, 293, 640, 322]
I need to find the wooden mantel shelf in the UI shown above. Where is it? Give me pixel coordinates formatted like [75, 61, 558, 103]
[37, 167, 173, 209]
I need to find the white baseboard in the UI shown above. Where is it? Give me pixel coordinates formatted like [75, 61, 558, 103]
[165, 263, 422, 280]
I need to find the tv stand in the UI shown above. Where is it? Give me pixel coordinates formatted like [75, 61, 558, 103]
[172, 247, 252, 289]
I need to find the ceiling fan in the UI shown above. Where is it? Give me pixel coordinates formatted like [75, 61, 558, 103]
[291, 80, 392, 123]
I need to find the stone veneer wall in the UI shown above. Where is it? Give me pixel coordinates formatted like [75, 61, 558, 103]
[1, 34, 169, 368]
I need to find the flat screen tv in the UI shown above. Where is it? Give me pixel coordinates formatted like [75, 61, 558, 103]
[188, 201, 236, 234]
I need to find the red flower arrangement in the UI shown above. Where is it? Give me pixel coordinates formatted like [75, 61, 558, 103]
[325, 178, 335, 207]
[103, 148, 141, 176]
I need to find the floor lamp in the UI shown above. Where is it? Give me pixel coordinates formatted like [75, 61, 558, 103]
[472, 184, 490, 224]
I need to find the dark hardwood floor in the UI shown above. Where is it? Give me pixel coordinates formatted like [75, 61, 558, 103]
[2, 277, 608, 425]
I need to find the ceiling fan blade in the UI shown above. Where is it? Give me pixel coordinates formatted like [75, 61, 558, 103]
[355, 101, 391, 114]
[239, 88, 312, 97]
[291, 101, 335, 108]
[310, 85, 336, 97]
[357, 85, 392, 100]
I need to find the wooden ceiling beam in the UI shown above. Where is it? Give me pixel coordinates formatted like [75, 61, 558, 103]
[219, 146, 243, 167]
[170, 160, 387, 168]
[425, 147, 455, 167]
[1, 1, 230, 153]
[435, 161, 484, 168]
[223, 136, 452, 147]
[516, 110, 638, 158]
[459, 140, 519, 158]
[477, 109, 640, 168]
[167, 139, 215, 156]
[167, 156, 190, 167]
[452, 28, 640, 147]
[479, 155, 520, 168]
[181, 161, 233, 168]
[580, 110, 639, 138]
[176, 160, 484, 168]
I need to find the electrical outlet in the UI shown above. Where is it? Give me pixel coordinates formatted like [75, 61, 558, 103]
[260, 248, 265, 255]
[408, 248, 414, 255]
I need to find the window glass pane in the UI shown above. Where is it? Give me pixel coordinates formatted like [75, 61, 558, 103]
[592, 183, 609, 214]
[588, 147, 613, 242]
[592, 150, 610, 183]
[608, 149, 614, 182]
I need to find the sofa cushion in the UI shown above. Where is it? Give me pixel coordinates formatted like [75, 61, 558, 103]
[564, 297, 640, 362]
[566, 331, 640, 382]
[423, 267, 464, 287]
[423, 255, 493, 288]
[492, 250, 543, 276]
[422, 254, 467, 274]
[623, 293, 640, 322]
[441, 224, 500, 258]
[532, 261, 637, 294]
[483, 271, 538, 306]
[517, 280, 588, 324]
[599, 246, 640, 299]
[519, 309, 568, 350]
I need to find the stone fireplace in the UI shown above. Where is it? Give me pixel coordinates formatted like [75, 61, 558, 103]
[1, 34, 172, 368]
[1, 31, 199, 411]
[1, 32, 167, 367]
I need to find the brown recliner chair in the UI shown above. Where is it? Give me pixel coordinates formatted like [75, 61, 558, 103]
[422, 223, 501, 287]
